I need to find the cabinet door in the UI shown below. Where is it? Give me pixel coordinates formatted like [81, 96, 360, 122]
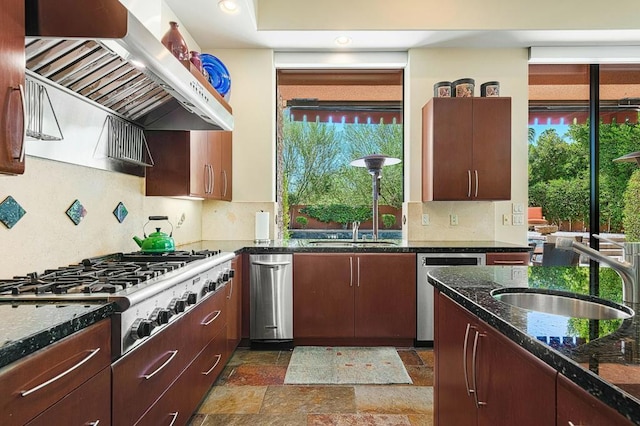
[0, 0, 25, 175]
[557, 373, 633, 426]
[435, 293, 478, 426]
[191, 130, 211, 198]
[293, 253, 354, 338]
[423, 98, 474, 201]
[355, 253, 416, 339]
[145, 131, 191, 196]
[220, 131, 233, 200]
[471, 98, 511, 200]
[476, 319, 556, 426]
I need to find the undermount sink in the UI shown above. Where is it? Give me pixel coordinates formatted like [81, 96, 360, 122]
[309, 240, 397, 248]
[491, 288, 634, 320]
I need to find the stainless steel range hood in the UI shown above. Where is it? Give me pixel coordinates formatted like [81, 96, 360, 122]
[25, 0, 233, 132]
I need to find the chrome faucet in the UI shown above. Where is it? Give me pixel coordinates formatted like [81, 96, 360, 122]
[556, 235, 640, 306]
[352, 221, 360, 242]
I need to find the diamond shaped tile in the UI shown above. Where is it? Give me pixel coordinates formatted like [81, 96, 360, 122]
[66, 199, 87, 225]
[113, 202, 128, 223]
[0, 196, 26, 229]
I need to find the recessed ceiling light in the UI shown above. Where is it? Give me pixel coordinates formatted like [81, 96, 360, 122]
[218, 0, 240, 14]
[335, 36, 352, 46]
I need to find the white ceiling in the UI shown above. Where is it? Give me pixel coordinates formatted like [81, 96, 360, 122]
[164, 0, 640, 51]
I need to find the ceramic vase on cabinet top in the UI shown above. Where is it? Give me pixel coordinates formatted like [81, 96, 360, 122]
[161, 21, 189, 61]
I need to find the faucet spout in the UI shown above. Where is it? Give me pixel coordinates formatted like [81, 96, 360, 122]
[352, 221, 360, 242]
[556, 237, 640, 305]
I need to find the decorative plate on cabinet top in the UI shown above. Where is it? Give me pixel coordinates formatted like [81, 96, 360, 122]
[201, 54, 231, 98]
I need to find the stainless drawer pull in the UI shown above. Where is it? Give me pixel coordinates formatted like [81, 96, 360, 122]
[349, 257, 353, 287]
[474, 170, 479, 197]
[467, 170, 472, 198]
[143, 350, 178, 380]
[251, 260, 291, 267]
[21, 348, 101, 397]
[202, 354, 222, 376]
[492, 260, 525, 265]
[462, 323, 474, 396]
[169, 412, 179, 426]
[202, 310, 222, 326]
[472, 331, 487, 408]
[87, 421, 100, 426]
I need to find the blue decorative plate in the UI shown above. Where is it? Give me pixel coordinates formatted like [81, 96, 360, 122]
[201, 54, 231, 97]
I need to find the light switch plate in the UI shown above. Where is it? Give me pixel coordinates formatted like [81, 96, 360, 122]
[450, 214, 458, 226]
[513, 202, 524, 214]
[502, 214, 511, 226]
[421, 214, 430, 225]
[513, 214, 524, 226]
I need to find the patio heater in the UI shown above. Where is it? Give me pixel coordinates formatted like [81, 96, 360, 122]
[350, 154, 401, 241]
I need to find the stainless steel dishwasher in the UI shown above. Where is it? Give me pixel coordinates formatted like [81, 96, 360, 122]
[250, 254, 293, 342]
[417, 253, 486, 343]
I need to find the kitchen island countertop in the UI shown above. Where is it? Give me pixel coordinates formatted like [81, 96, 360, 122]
[428, 265, 640, 424]
[0, 301, 114, 369]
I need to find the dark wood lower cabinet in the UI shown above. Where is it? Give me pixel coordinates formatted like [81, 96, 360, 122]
[0, 319, 111, 426]
[26, 367, 111, 426]
[293, 253, 415, 345]
[557, 373, 634, 426]
[435, 291, 556, 426]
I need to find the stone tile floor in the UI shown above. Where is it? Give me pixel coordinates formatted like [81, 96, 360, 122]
[189, 347, 434, 426]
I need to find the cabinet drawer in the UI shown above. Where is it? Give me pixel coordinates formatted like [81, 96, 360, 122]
[26, 367, 111, 426]
[486, 252, 530, 265]
[0, 319, 111, 426]
[190, 288, 227, 349]
[112, 313, 196, 425]
[136, 329, 228, 426]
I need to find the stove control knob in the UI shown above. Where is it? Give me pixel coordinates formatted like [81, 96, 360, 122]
[216, 272, 224, 285]
[151, 308, 172, 325]
[228, 269, 235, 279]
[184, 291, 197, 305]
[206, 279, 217, 292]
[168, 298, 186, 314]
[222, 269, 230, 282]
[131, 318, 154, 340]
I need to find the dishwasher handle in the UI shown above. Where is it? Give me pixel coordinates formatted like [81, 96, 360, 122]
[251, 260, 291, 268]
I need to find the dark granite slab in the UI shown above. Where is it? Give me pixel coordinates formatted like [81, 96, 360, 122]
[427, 265, 640, 425]
[178, 239, 530, 254]
[0, 301, 115, 369]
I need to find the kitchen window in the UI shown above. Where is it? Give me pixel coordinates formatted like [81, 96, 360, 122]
[275, 69, 404, 239]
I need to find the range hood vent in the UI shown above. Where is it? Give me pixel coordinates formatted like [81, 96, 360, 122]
[25, 0, 233, 132]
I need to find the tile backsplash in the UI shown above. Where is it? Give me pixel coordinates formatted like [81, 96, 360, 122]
[0, 157, 202, 277]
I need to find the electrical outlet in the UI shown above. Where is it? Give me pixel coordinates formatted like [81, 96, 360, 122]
[502, 214, 511, 226]
[176, 212, 186, 228]
[421, 214, 430, 225]
[450, 214, 458, 226]
[513, 214, 524, 226]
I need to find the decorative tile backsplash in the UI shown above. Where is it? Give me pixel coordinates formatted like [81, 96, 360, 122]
[66, 199, 87, 225]
[113, 202, 128, 223]
[0, 196, 26, 229]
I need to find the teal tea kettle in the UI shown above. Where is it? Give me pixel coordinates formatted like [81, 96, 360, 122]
[133, 216, 176, 253]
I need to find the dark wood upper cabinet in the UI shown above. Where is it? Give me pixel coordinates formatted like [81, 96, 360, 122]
[145, 130, 232, 200]
[422, 97, 511, 201]
[0, 0, 26, 175]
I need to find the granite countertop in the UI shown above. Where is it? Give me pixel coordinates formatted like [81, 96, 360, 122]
[0, 301, 114, 370]
[427, 265, 640, 424]
[178, 239, 530, 254]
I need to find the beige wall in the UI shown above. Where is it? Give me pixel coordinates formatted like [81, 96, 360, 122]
[403, 48, 529, 244]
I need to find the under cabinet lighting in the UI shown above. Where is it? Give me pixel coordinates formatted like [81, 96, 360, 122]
[335, 36, 352, 47]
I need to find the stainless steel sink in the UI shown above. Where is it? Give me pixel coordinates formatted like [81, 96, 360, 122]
[491, 288, 634, 320]
[309, 240, 397, 248]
